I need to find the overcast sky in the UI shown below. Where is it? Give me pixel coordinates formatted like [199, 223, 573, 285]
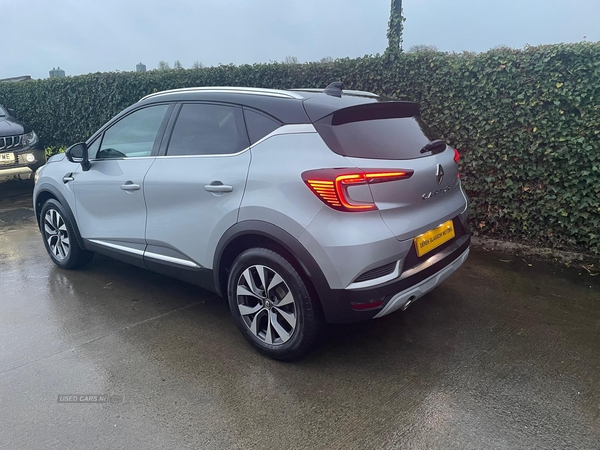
[2, 0, 599, 79]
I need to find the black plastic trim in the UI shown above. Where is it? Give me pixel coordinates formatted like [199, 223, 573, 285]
[144, 260, 215, 292]
[213, 221, 332, 302]
[354, 261, 397, 283]
[34, 184, 86, 250]
[323, 235, 471, 323]
[84, 240, 147, 269]
[85, 239, 216, 291]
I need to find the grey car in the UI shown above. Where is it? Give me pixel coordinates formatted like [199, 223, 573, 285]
[33, 84, 470, 359]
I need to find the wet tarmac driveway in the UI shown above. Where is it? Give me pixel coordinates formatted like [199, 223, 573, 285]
[1, 180, 599, 449]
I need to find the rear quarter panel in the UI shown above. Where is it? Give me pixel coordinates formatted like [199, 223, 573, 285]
[238, 129, 349, 237]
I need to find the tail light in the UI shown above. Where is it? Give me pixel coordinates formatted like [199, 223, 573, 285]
[302, 168, 413, 212]
[454, 149, 460, 178]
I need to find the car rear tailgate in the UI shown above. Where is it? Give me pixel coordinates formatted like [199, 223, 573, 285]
[344, 150, 467, 241]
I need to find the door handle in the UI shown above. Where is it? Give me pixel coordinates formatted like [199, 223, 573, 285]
[204, 182, 233, 193]
[120, 182, 141, 191]
[62, 173, 75, 183]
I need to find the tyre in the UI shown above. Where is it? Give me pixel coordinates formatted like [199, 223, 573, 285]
[227, 247, 324, 360]
[40, 199, 94, 269]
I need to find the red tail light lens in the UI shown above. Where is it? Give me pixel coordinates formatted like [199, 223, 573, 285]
[302, 168, 413, 212]
[351, 298, 385, 311]
[453, 149, 460, 164]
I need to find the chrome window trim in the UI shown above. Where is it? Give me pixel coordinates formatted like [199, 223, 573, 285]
[159, 123, 315, 159]
[87, 124, 317, 161]
[89, 153, 155, 162]
[140, 87, 304, 102]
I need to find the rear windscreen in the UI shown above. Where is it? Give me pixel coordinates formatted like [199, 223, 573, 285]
[314, 103, 441, 160]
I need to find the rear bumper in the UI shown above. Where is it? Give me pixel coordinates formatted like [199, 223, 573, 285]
[374, 246, 469, 318]
[319, 234, 470, 323]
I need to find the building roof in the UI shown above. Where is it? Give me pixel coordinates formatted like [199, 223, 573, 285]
[0, 75, 32, 83]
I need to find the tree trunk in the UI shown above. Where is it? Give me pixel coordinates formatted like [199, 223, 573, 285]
[386, 0, 404, 53]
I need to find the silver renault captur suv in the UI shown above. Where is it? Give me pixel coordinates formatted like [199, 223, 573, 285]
[34, 83, 470, 360]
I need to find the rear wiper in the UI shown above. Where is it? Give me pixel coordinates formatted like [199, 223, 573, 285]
[420, 139, 447, 154]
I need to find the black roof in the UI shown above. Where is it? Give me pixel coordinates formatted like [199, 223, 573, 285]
[136, 87, 418, 124]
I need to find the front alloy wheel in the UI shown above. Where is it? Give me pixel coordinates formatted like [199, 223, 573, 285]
[237, 265, 297, 345]
[43, 209, 70, 260]
[40, 198, 94, 269]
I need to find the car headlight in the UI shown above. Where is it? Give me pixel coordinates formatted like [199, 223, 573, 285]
[22, 131, 38, 147]
[34, 166, 42, 184]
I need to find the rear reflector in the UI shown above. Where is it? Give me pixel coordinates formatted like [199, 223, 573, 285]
[302, 168, 413, 212]
[350, 298, 385, 311]
[454, 149, 460, 164]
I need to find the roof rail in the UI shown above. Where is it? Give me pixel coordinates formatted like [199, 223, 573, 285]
[289, 87, 379, 98]
[139, 86, 304, 102]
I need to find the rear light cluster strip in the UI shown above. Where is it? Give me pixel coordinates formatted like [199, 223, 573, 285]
[454, 149, 461, 178]
[302, 168, 414, 212]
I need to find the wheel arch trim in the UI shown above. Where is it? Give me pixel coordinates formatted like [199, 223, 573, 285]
[213, 220, 331, 303]
[34, 183, 86, 250]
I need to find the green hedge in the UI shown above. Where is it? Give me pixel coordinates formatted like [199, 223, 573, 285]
[1, 42, 599, 254]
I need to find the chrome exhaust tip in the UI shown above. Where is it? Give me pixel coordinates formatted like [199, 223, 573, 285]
[401, 295, 417, 311]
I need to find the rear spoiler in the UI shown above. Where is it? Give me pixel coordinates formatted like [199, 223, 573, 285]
[330, 102, 421, 126]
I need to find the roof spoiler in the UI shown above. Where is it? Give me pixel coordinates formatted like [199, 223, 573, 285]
[330, 102, 421, 125]
[323, 82, 344, 98]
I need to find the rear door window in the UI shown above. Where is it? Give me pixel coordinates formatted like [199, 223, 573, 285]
[167, 103, 249, 156]
[315, 103, 441, 160]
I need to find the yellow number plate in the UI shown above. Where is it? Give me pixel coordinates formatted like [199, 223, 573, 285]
[414, 220, 455, 257]
[0, 153, 15, 164]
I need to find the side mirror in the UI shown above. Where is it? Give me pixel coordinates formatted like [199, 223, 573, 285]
[65, 142, 91, 171]
[7, 108, 15, 117]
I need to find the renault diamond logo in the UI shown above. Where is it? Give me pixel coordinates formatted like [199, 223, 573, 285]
[436, 164, 444, 185]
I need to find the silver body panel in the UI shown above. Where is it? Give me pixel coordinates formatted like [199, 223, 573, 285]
[144, 151, 251, 269]
[73, 158, 155, 245]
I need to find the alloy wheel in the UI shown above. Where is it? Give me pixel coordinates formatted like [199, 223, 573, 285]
[236, 265, 297, 345]
[43, 209, 70, 261]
